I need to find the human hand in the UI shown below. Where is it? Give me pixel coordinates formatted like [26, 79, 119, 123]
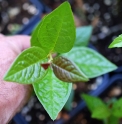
[0, 34, 32, 124]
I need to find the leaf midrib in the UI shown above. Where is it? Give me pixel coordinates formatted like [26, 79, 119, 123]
[38, 6, 66, 53]
[53, 63, 84, 79]
[50, 74, 55, 120]
[78, 63, 115, 68]
[52, 13, 65, 52]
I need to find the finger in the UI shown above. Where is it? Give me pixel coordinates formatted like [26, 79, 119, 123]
[6, 35, 30, 51]
[0, 34, 5, 42]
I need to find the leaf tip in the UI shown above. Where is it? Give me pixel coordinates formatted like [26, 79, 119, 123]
[108, 45, 112, 48]
[51, 117, 56, 121]
[114, 65, 118, 69]
[3, 73, 8, 81]
[84, 78, 89, 82]
[50, 114, 57, 121]
[91, 113, 96, 119]
[63, 1, 70, 5]
[108, 44, 114, 48]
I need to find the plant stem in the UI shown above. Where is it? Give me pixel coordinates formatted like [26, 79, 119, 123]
[48, 53, 53, 63]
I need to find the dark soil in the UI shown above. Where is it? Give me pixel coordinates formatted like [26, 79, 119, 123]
[20, 95, 54, 124]
[84, 0, 122, 66]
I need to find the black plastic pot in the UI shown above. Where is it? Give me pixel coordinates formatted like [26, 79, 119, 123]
[13, 113, 28, 124]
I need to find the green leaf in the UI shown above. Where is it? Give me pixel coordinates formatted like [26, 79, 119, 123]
[104, 115, 119, 124]
[64, 47, 117, 78]
[64, 89, 74, 111]
[52, 56, 88, 83]
[74, 26, 93, 47]
[109, 34, 122, 48]
[112, 98, 122, 118]
[33, 67, 72, 120]
[31, 15, 47, 47]
[82, 94, 111, 119]
[108, 116, 119, 124]
[4, 47, 48, 84]
[92, 107, 110, 119]
[31, 2, 76, 54]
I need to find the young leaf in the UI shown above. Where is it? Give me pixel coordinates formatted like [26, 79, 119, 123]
[82, 94, 111, 119]
[109, 34, 122, 48]
[4, 47, 48, 84]
[64, 47, 117, 78]
[52, 56, 88, 83]
[31, 2, 76, 54]
[33, 67, 72, 120]
[74, 26, 93, 47]
[112, 98, 122, 118]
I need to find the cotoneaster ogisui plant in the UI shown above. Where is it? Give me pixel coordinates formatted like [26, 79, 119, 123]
[4, 2, 117, 120]
[82, 94, 122, 124]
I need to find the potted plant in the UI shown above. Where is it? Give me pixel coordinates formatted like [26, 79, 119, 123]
[3, 2, 117, 123]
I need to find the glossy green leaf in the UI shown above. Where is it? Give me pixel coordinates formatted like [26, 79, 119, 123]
[64, 89, 74, 111]
[74, 26, 93, 47]
[33, 67, 72, 120]
[31, 2, 75, 54]
[4, 47, 48, 84]
[112, 98, 122, 118]
[82, 94, 110, 119]
[109, 34, 122, 48]
[52, 56, 88, 82]
[64, 47, 117, 78]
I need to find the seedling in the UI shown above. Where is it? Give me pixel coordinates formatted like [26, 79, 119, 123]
[4, 2, 117, 120]
[82, 94, 122, 124]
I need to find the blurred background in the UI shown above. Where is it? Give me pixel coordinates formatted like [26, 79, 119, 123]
[1, 0, 122, 124]
[0, 0, 38, 34]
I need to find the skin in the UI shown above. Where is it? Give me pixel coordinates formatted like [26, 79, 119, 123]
[0, 34, 32, 124]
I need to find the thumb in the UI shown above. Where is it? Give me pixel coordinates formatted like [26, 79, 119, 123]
[6, 35, 31, 52]
[0, 34, 32, 123]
